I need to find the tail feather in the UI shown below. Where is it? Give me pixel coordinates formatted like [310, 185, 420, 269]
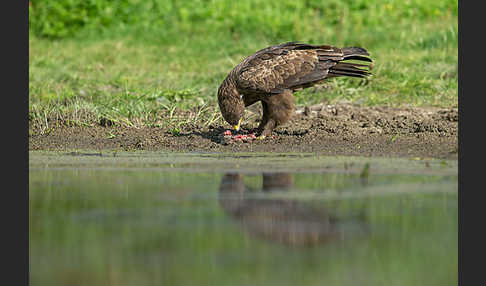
[342, 55, 373, 62]
[328, 46, 373, 78]
[284, 43, 373, 88]
[342, 47, 370, 57]
[328, 67, 371, 78]
[334, 62, 370, 69]
[329, 63, 372, 78]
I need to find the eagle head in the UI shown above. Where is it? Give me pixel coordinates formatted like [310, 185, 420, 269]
[218, 80, 245, 131]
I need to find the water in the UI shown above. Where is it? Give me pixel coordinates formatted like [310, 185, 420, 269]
[29, 151, 458, 286]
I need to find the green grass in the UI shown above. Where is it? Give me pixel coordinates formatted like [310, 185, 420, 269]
[29, 0, 458, 131]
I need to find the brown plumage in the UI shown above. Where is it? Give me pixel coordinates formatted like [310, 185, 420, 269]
[217, 41, 373, 138]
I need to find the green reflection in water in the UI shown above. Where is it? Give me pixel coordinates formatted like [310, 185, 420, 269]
[30, 153, 457, 286]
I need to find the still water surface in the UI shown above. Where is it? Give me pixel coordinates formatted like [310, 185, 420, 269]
[30, 151, 457, 286]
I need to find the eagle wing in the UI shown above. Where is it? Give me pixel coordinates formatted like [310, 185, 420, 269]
[236, 42, 346, 95]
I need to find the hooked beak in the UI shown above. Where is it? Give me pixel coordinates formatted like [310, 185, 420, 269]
[233, 118, 242, 131]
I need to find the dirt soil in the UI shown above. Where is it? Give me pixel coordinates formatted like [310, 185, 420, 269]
[29, 103, 458, 159]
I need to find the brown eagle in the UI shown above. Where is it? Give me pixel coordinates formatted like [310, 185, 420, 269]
[217, 41, 373, 139]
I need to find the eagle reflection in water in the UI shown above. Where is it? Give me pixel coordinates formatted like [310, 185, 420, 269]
[218, 173, 369, 247]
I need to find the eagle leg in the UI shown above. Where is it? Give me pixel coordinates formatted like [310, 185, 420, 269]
[256, 101, 269, 134]
[258, 90, 295, 137]
[258, 119, 277, 138]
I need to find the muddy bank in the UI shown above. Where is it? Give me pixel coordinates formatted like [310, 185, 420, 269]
[29, 103, 458, 159]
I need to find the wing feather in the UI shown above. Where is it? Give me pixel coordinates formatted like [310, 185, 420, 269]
[234, 42, 372, 95]
[237, 48, 327, 94]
